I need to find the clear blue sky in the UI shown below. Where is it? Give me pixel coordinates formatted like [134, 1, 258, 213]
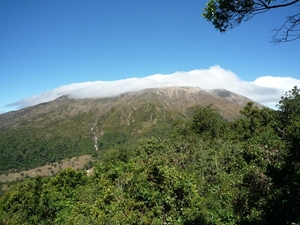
[1, 0, 299, 113]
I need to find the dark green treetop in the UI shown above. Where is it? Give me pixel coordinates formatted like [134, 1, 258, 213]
[203, 0, 300, 43]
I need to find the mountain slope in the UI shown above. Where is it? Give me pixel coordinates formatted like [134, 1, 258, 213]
[0, 87, 260, 174]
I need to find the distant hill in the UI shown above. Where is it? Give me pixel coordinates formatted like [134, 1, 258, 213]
[0, 86, 261, 174]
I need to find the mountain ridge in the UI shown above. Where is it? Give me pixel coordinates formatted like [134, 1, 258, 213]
[0, 86, 261, 128]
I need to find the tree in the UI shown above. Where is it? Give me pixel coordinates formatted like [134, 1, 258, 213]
[236, 86, 300, 224]
[277, 86, 300, 126]
[233, 102, 276, 141]
[276, 86, 300, 161]
[203, 0, 300, 43]
[191, 105, 228, 140]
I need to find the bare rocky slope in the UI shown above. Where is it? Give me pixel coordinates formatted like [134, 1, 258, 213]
[0, 86, 260, 128]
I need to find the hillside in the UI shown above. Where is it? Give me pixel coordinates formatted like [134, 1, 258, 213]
[0, 87, 258, 174]
[1, 86, 300, 225]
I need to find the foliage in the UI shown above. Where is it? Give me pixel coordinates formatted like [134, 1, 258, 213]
[203, 0, 300, 43]
[190, 105, 229, 140]
[232, 102, 277, 141]
[1, 87, 300, 224]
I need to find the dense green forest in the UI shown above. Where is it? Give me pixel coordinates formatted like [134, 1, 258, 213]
[1, 87, 300, 224]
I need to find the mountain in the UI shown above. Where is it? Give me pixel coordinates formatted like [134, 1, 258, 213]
[0, 86, 260, 174]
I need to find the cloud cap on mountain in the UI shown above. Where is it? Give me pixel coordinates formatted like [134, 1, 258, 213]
[7, 65, 300, 110]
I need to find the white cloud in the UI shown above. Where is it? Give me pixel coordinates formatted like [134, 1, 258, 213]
[251, 76, 300, 108]
[7, 65, 300, 110]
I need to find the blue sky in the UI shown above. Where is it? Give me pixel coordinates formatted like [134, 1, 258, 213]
[1, 0, 300, 113]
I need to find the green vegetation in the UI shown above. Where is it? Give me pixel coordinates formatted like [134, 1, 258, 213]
[203, 0, 300, 43]
[0, 130, 93, 173]
[0, 104, 177, 174]
[1, 86, 300, 224]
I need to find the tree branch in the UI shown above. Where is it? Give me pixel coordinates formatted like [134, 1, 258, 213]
[272, 12, 300, 43]
[203, 0, 300, 43]
[255, 0, 299, 10]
